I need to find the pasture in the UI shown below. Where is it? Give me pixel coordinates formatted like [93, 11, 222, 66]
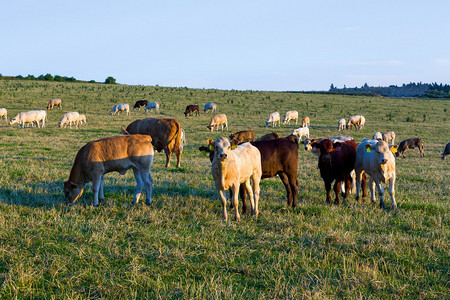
[0, 79, 448, 298]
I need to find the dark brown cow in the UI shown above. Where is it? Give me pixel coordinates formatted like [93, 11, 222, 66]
[256, 132, 280, 141]
[442, 142, 450, 160]
[313, 139, 364, 204]
[133, 100, 148, 110]
[200, 134, 299, 213]
[396, 137, 425, 158]
[122, 118, 183, 168]
[184, 105, 200, 117]
[229, 130, 255, 143]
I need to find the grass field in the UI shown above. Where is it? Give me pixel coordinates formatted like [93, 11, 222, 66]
[0, 79, 448, 298]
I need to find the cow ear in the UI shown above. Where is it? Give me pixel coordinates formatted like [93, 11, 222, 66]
[365, 144, 374, 153]
[230, 139, 239, 150]
[207, 139, 214, 150]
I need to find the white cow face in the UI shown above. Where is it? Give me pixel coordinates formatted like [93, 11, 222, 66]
[208, 137, 237, 162]
[366, 140, 392, 165]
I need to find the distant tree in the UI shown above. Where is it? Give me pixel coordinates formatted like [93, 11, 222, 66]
[27, 74, 36, 80]
[44, 73, 54, 81]
[54, 75, 65, 82]
[16, 75, 23, 79]
[104, 76, 116, 84]
[38, 74, 45, 80]
[89, 80, 96, 83]
[329, 83, 335, 91]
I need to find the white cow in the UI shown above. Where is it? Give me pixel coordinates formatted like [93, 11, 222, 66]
[145, 102, 160, 113]
[9, 110, 46, 128]
[265, 112, 280, 127]
[382, 131, 396, 146]
[110, 104, 130, 116]
[282, 111, 298, 125]
[203, 103, 217, 113]
[355, 139, 398, 209]
[372, 132, 382, 140]
[292, 127, 310, 142]
[0, 108, 7, 122]
[76, 114, 87, 126]
[338, 118, 346, 131]
[207, 114, 228, 132]
[59, 112, 81, 128]
[347, 115, 365, 130]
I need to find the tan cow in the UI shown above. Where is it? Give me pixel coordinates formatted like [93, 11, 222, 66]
[59, 112, 80, 128]
[123, 118, 183, 168]
[282, 111, 298, 125]
[382, 131, 396, 146]
[207, 114, 228, 132]
[346, 115, 365, 130]
[64, 134, 154, 207]
[229, 130, 255, 143]
[338, 118, 346, 131]
[9, 110, 46, 128]
[47, 98, 62, 110]
[301, 116, 310, 127]
[0, 108, 7, 122]
[208, 137, 262, 221]
[265, 112, 280, 127]
[355, 139, 398, 209]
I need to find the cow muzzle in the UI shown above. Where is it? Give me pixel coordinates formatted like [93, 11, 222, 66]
[219, 153, 227, 160]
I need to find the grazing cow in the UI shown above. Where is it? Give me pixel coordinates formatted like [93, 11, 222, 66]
[346, 115, 365, 130]
[208, 137, 262, 221]
[302, 116, 310, 128]
[59, 112, 80, 128]
[441, 142, 450, 160]
[355, 139, 398, 209]
[304, 136, 354, 156]
[110, 104, 130, 116]
[77, 114, 87, 126]
[184, 104, 200, 117]
[229, 130, 255, 143]
[256, 132, 280, 141]
[396, 137, 425, 158]
[338, 118, 346, 131]
[123, 118, 183, 168]
[200, 134, 299, 212]
[203, 102, 217, 113]
[64, 135, 154, 207]
[145, 102, 160, 113]
[282, 111, 298, 125]
[207, 114, 228, 132]
[373, 132, 382, 140]
[0, 108, 7, 122]
[47, 98, 62, 110]
[9, 110, 46, 128]
[133, 100, 148, 110]
[292, 126, 310, 142]
[382, 131, 396, 146]
[313, 139, 359, 204]
[265, 112, 280, 127]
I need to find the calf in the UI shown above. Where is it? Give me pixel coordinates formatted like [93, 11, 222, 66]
[207, 114, 228, 132]
[441, 142, 450, 160]
[208, 138, 262, 221]
[292, 127, 309, 142]
[110, 104, 130, 116]
[184, 104, 200, 117]
[355, 139, 398, 209]
[133, 100, 148, 110]
[9, 110, 46, 128]
[302, 116, 310, 127]
[338, 118, 346, 131]
[203, 102, 217, 113]
[59, 112, 80, 128]
[382, 131, 396, 146]
[282, 111, 298, 125]
[256, 132, 280, 141]
[396, 137, 425, 158]
[145, 102, 160, 113]
[64, 135, 154, 207]
[229, 130, 255, 143]
[346, 115, 365, 130]
[0, 108, 7, 122]
[265, 112, 280, 127]
[47, 98, 62, 110]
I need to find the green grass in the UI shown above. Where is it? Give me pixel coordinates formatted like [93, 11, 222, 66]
[0, 79, 448, 298]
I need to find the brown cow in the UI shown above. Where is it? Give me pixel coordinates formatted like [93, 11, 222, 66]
[396, 137, 425, 158]
[184, 105, 200, 117]
[64, 135, 154, 206]
[122, 118, 183, 168]
[256, 132, 280, 141]
[229, 130, 255, 143]
[301, 116, 310, 127]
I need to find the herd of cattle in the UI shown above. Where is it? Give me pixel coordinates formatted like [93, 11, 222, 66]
[1, 98, 449, 221]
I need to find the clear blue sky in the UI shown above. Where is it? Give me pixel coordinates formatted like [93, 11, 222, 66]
[1, 0, 449, 91]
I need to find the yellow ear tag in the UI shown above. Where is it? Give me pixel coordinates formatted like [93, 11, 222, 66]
[366, 148, 372, 153]
[391, 147, 397, 154]
[231, 144, 237, 150]
[208, 144, 214, 151]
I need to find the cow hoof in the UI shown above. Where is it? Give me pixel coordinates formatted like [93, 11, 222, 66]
[146, 200, 151, 206]
[380, 203, 386, 210]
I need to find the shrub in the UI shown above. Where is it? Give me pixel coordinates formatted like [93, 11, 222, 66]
[104, 76, 116, 84]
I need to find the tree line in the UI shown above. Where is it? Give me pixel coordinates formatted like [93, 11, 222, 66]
[0, 73, 117, 84]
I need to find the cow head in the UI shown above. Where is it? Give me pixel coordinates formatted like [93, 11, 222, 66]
[9, 117, 18, 126]
[206, 125, 213, 132]
[365, 140, 393, 165]
[208, 137, 238, 163]
[265, 121, 270, 127]
[64, 181, 84, 204]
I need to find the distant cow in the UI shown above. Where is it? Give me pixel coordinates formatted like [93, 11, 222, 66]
[355, 139, 398, 209]
[59, 112, 80, 128]
[282, 111, 298, 125]
[346, 115, 365, 130]
[47, 98, 62, 110]
[338, 118, 346, 131]
[382, 131, 396, 146]
[441, 142, 450, 160]
[145, 102, 160, 113]
[373, 132, 382, 140]
[110, 104, 130, 116]
[396, 137, 425, 158]
[123, 118, 183, 168]
[133, 100, 148, 110]
[184, 105, 200, 117]
[64, 135, 154, 207]
[0, 108, 7, 122]
[77, 114, 87, 126]
[203, 103, 217, 113]
[292, 127, 309, 142]
[207, 114, 228, 132]
[265, 112, 280, 127]
[9, 110, 46, 128]
[229, 130, 255, 143]
[208, 138, 262, 221]
[256, 132, 280, 141]
[302, 116, 310, 128]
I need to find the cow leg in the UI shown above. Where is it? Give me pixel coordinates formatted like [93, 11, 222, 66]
[164, 149, 171, 168]
[374, 179, 386, 210]
[420, 145, 425, 157]
[99, 175, 104, 203]
[219, 190, 228, 221]
[334, 181, 341, 205]
[325, 181, 332, 204]
[250, 176, 260, 217]
[388, 176, 397, 209]
[369, 177, 376, 204]
[175, 148, 181, 168]
[239, 184, 248, 214]
[132, 168, 144, 205]
[355, 170, 363, 201]
[244, 180, 257, 217]
[278, 173, 293, 206]
[344, 175, 352, 201]
[142, 170, 153, 205]
[361, 172, 367, 197]
[92, 176, 102, 207]
[232, 184, 242, 221]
